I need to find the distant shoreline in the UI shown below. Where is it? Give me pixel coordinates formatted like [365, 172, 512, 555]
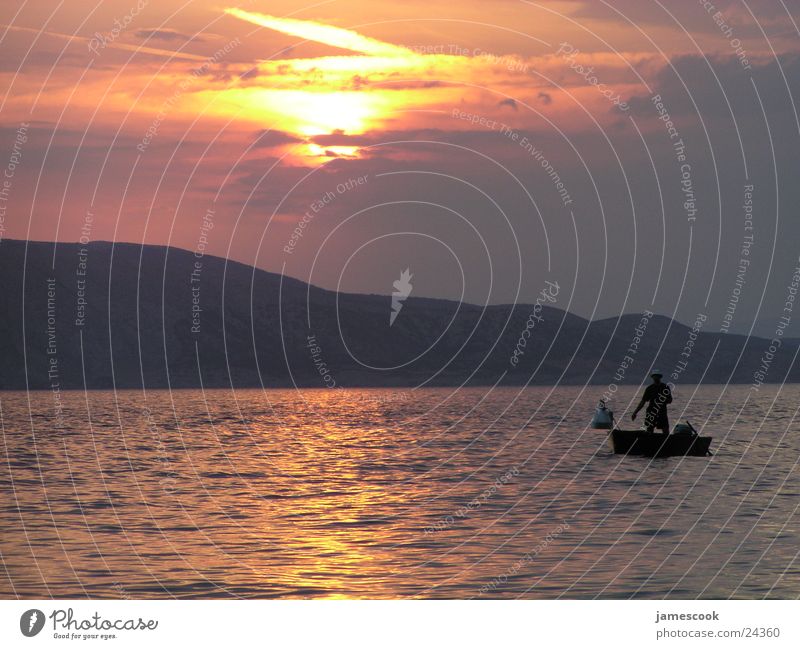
[5, 381, 799, 392]
[4, 239, 800, 390]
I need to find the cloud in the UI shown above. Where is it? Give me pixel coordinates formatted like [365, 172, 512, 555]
[625, 52, 800, 119]
[498, 98, 518, 110]
[238, 67, 259, 80]
[0, 23, 209, 62]
[252, 130, 304, 147]
[537, 91, 553, 105]
[562, 0, 799, 40]
[134, 28, 205, 43]
[310, 129, 448, 148]
[224, 8, 415, 57]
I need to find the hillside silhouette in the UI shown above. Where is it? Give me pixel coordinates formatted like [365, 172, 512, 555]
[1, 239, 797, 389]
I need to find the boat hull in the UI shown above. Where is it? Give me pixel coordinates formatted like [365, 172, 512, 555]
[608, 429, 712, 457]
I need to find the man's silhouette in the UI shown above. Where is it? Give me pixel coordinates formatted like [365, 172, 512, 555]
[632, 370, 672, 434]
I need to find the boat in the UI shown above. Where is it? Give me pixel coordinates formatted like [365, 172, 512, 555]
[608, 425, 712, 457]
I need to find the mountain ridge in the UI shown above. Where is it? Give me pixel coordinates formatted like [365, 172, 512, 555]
[1, 238, 797, 389]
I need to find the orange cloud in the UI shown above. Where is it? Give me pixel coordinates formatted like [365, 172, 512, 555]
[224, 8, 415, 57]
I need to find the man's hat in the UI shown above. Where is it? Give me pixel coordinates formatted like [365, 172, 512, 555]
[650, 369, 663, 378]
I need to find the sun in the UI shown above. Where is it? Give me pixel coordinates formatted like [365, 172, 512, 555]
[273, 89, 390, 137]
[214, 87, 393, 138]
[213, 8, 464, 158]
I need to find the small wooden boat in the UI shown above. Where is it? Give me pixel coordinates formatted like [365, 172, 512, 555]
[608, 428, 712, 457]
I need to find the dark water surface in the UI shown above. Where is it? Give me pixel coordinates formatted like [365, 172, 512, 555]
[1, 385, 798, 598]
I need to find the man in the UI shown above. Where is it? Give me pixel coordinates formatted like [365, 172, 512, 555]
[631, 371, 672, 434]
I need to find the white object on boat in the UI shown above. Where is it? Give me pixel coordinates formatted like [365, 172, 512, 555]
[673, 422, 697, 436]
[591, 400, 614, 429]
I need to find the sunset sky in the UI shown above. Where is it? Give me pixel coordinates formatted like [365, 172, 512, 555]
[2, 0, 799, 329]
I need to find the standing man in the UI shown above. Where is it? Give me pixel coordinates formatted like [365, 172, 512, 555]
[631, 371, 672, 434]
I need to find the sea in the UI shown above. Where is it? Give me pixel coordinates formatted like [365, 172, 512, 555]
[1, 384, 798, 599]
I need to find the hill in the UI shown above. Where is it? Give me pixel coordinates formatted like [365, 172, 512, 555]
[1, 239, 797, 389]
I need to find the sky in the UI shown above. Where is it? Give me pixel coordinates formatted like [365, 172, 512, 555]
[1, 0, 799, 332]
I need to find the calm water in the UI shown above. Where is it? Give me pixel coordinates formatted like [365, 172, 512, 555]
[1, 385, 798, 599]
